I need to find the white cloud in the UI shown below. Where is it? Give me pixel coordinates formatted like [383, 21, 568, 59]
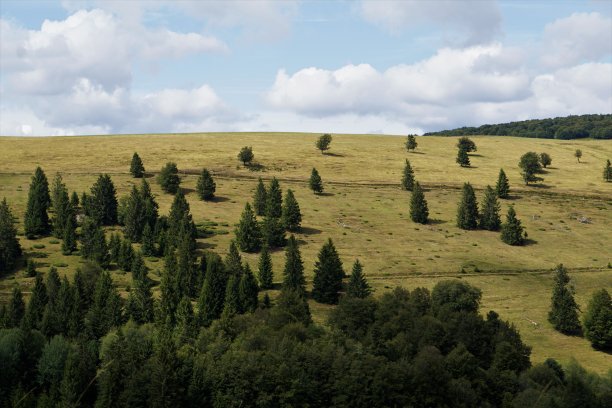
[359, 0, 502, 45]
[541, 12, 612, 68]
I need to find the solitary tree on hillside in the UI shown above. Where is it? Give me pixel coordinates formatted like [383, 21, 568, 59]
[0, 199, 22, 274]
[604, 159, 612, 182]
[479, 185, 501, 231]
[253, 178, 267, 216]
[583, 289, 612, 350]
[500, 206, 525, 246]
[456, 183, 479, 230]
[309, 168, 323, 194]
[346, 259, 372, 298]
[539, 152, 552, 168]
[519, 152, 542, 185]
[496, 169, 510, 199]
[196, 168, 216, 201]
[238, 146, 254, 166]
[457, 136, 477, 152]
[456, 146, 470, 167]
[158, 162, 180, 194]
[258, 244, 273, 290]
[401, 159, 415, 191]
[312, 238, 344, 304]
[282, 235, 305, 296]
[574, 149, 582, 163]
[405, 134, 418, 152]
[409, 182, 429, 224]
[281, 189, 302, 232]
[235, 202, 262, 253]
[24, 167, 51, 238]
[548, 264, 581, 335]
[316, 133, 332, 154]
[130, 152, 145, 178]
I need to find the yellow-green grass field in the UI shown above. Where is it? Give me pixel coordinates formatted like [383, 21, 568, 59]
[0, 133, 611, 373]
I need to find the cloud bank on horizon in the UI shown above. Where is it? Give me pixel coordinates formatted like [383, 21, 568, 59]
[0, 0, 610, 136]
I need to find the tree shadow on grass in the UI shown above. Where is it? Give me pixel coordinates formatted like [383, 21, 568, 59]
[428, 218, 447, 225]
[181, 187, 195, 195]
[469, 153, 484, 157]
[246, 163, 266, 171]
[504, 194, 522, 200]
[408, 151, 426, 155]
[209, 195, 231, 203]
[299, 226, 322, 235]
[317, 192, 335, 197]
[322, 152, 345, 157]
[523, 238, 538, 246]
[196, 241, 217, 250]
[528, 183, 552, 189]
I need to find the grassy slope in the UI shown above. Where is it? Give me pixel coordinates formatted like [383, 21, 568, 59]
[0, 132, 611, 373]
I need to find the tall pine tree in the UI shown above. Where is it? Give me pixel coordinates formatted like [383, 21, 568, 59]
[253, 178, 267, 216]
[0, 198, 22, 274]
[24, 272, 47, 330]
[548, 264, 581, 335]
[266, 177, 283, 218]
[235, 202, 262, 253]
[401, 159, 415, 191]
[24, 166, 51, 238]
[479, 185, 501, 231]
[123, 185, 144, 242]
[409, 182, 429, 224]
[196, 168, 216, 200]
[281, 189, 302, 232]
[346, 259, 372, 298]
[456, 182, 479, 230]
[309, 168, 323, 194]
[61, 215, 77, 255]
[158, 162, 180, 194]
[282, 235, 305, 296]
[130, 152, 145, 178]
[500, 206, 525, 246]
[312, 238, 344, 304]
[89, 174, 118, 226]
[239, 263, 259, 313]
[80, 217, 110, 268]
[258, 244, 273, 289]
[456, 147, 470, 167]
[197, 253, 227, 326]
[583, 289, 612, 350]
[262, 214, 286, 248]
[496, 168, 510, 198]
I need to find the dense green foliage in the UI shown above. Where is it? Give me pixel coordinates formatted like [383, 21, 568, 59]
[405, 134, 418, 152]
[457, 136, 477, 152]
[409, 181, 428, 224]
[24, 167, 51, 238]
[500, 206, 525, 246]
[282, 235, 305, 296]
[130, 152, 145, 178]
[316, 133, 332, 153]
[0, 199, 22, 274]
[257, 244, 273, 290]
[281, 189, 302, 232]
[401, 159, 414, 191]
[456, 146, 470, 167]
[548, 264, 582, 335]
[519, 152, 543, 185]
[158, 162, 181, 194]
[456, 182, 479, 230]
[346, 259, 371, 299]
[604, 159, 612, 182]
[479, 185, 501, 231]
[583, 289, 612, 350]
[88, 174, 118, 226]
[238, 146, 254, 165]
[309, 167, 323, 194]
[253, 177, 267, 216]
[312, 238, 344, 304]
[575, 149, 583, 163]
[496, 168, 510, 198]
[424, 114, 612, 139]
[196, 168, 216, 200]
[540, 152, 552, 168]
[235, 203, 262, 253]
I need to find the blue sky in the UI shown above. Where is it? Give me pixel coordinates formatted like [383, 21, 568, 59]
[1, 0, 610, 136]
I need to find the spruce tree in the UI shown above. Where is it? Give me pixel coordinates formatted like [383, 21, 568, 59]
[409, 181, 429, 224]
[140, 178, 159, 229]
[176, 236, 197, 298]
[61, 215, 77, 255]
[239, 263, 259, 313]
[281, 189, 302, 232]
[51, 173, 66, 211]
[583, 289, 612, 350]
[197, 253, 227, 326]
[479, 185, 501, 231]
[26, 258, 37, 277]
[118, 239, 135, 272]
[500, 206, 525, 246]
[548, 264, 581, 335]
[89, 174, 118, 225]
[24, 166, 51, 238]
[70, 191, 79, 210]
[167, 190, 190, 247]
[158, 162, 180, 194]
[456, 147, 470, 167]
[7, 286, 25, 328]
[86, 271, 123, 338]
[130, 152, 145, 178]
[312, 238, 344, 304]
[24, 272, 47, 330]
[496, 168, 510, 199]
[346, 259, 372, 298]
[604, 159, 612, 182]
[196, 168, 216, 200]
[126, 272, 154, 324]
[159, 251, 180, 325]
[282, 235, 305, 296]
[80, 217, 110, 268]
[175, 295, 195, 342]
[253, 177, 267, 216]
[222, 274, 242, 317]
[258, 244, 273, 289]
[141, 223, 156, 257]
[309, 168, 323, 194]
[401, 159, 415, 191]
[123, 185, 144, 242]
[0, 198, 22, 274]
[53, 188, 72, 239]
[235, 202, 262, 253]
[262, 214, 286, 248]
[266, 177, 283, 218]
[108, 233, 121, 263]
[456, 182, 479, 230]
[405, 134, 418, 152]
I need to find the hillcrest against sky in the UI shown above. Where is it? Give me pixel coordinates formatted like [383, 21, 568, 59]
[1, 0, 611, 136]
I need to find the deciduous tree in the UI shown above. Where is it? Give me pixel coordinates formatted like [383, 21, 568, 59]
[574, 149, 582, 163]
[604, 159, 612, 182]
[540, 152, 552, 168]
[316, 133, 332, 153]
[519, 152, 542, 185]
[457, 137, 477, 152]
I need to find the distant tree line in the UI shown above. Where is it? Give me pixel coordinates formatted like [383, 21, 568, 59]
[424, 114, 612, 139]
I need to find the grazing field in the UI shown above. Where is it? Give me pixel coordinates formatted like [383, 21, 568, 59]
[1, 132, 611, 373]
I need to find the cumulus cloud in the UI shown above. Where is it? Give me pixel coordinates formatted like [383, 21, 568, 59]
[541, 12, 612, 68]
[359, 0, 502, 45]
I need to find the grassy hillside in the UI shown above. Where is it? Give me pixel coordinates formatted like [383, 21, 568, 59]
[0, 132, 611, 373]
